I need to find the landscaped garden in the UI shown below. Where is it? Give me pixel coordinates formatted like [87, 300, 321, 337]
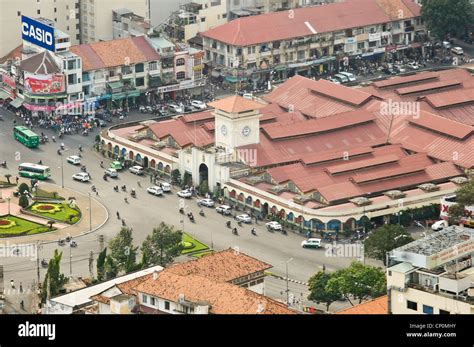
[0, 215, 52, 237]
[180, 233, 209, 255]
[27, 202, 81, 225]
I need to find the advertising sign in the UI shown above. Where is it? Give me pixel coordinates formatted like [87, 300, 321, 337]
[21, 16, 55, 52]
[24, 73, 65, 95]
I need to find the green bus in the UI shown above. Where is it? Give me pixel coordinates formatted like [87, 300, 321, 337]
[18, 163, 51, 180]
[13, 126, 40, 148]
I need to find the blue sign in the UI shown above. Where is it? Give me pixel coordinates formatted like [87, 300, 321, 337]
[21, 16, 55, 52]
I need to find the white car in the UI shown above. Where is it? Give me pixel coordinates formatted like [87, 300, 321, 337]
[72, 173, 90, 182]
[104, 168, 118, 178]
[327, 77, 341, 84]
[242, 93, 253, 100]
[407, 62, 419, 70]
[66, 155, 81, 165]
[160, 182, 172, 192]
[431, 220, 448, 231]
[129, 166, 144, 175]
[169, 104, 184, 113]
[235, 214, 252, 223]
[177, 189, 192, 198]
[198, 198, 214, 207]
[451, 46, 464, 55]
[147, 186, 164, 196]
[266, 221, 282, 231]
[301, 238, 322, 249]
[191, 100, 207, 110]
[216, 205, 232, 215]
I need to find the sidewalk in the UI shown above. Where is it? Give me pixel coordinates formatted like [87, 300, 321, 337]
[0, 180, 108, 245]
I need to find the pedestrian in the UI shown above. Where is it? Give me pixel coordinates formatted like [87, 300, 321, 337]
[96, 190, 99, 197]
[15, 176, 19, 185]
[20, 300, 24, 310]
[10, 279, 14, 289]
[116, 211, 120, 220]
[19, 282, 23, 293]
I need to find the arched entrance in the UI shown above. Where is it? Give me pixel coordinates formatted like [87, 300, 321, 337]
[143, 156, 149, 168]
[199, 163, 209, 184]
[262, 202, 269, 217]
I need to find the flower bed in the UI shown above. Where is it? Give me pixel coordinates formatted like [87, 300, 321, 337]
[181, 233, 209, 255]
[0, 218, 16, 229]
[0, 215, 51, 237]
[27, 202, 81, 225]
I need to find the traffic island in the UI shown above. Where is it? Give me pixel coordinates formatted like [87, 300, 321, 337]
[0, 215, 53, 238]
[27, 202, 81, 225]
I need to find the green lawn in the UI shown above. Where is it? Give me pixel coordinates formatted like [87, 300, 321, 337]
[33, 188, 64, 200]
[181, 233, 209, 255]
[0, 215, 51, 237]
[27, 202, 81, 224]
[189, 250, 215, 258]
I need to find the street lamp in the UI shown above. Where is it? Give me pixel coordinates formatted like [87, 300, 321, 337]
[6, 196, 11, 215]
[58, 148, 68, 189]
[285, 258, 294, 305]
[88, 192, 92, 232]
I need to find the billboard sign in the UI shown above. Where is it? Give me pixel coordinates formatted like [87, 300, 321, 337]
[21, 16, 55, 52]
[24, 73, 65, 95]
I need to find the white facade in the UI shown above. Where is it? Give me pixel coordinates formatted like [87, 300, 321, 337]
[0, 0, 80, 58]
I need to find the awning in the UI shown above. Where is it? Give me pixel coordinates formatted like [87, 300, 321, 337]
[0, 90, 11, 100]
[225, 76, 248, 83]
[108, 81, 124, 90]
[9, 98, 24, 108]
[274, 65, 287, 72]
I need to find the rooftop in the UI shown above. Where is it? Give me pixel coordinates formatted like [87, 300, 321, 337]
[19, 50, 61, 74]
[337, 295, 388, 314]
[208, 95, 266, 114]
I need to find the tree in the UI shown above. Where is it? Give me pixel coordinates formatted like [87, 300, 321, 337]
[18, 195, 29, 209]
[199, 180, 209, 196]
[18, 183, 29, 194]
[109, 227, 138, 274]
[141, 222, 183, 267]
[326, 262, 386, 306]
[47, 221, 55, 230]
[308, 271, 342, 311]
[96, 248, 107, 281]
[104, 255, 118, 280]
[448, 180, 474, 223]
[40, 250, 67, 303]
[4, 174, 11, 185]
[421, 0, 473, 39]
[364, 225, 413, 265]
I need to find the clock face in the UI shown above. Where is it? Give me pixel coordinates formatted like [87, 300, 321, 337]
[221, 125, 228, 136]
[242, 126, 251, 137]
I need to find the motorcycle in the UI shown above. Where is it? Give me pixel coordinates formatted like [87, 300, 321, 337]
[251, 228, 257, 236]
[131, 189, 136, 198]
[57, 238, 65, 246]
[226, 221, 231, 228]
[179, 208, 184, 214]
[232, 228, 239, 236]
[103, 175, 108, 181]
[81, 165, 87, 172]
[199, 209, 205, 217]
[41, 259, 48, 268]
[188, 213, 195, 223]
[0, 161, 6, 168]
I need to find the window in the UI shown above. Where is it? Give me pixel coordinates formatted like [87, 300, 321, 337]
[407, 301, 417, 311]
[135, 63, 144, 73]
[142, 294, 148, 304]
[37, 9, 41, 15]
[17, 11, 21, 16]
[164, 301, 170, 310]
[150, 297, 156, 306]
[149, 61, 158, 71]
[439, 309, 450, 315]
[422, 305, 433, 314]
[176, 71, 185, 80]
[135, 77, 145, 87]
[176, 58, 185, 66]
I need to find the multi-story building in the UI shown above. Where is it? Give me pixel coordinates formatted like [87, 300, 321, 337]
[202, 0, 425, 86]
[0, 0, 80, 58]
[79, 0, 150, 44]
[388, 226, 474, 314]
[112, 9, 151, 39]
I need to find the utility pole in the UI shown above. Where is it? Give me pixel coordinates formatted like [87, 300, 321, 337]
[88, 192, 92, 232]
[69, 243, 72, 276]
[285, 258, 294, 305]
[88, 251, 94, 279]
[36, 242, 41, 286]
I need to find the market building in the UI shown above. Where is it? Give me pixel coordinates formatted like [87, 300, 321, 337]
[201, 0, 426, 87]
[100, 68, 473, 232]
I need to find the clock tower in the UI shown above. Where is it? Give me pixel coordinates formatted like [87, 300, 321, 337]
[210, 95, 264, 151]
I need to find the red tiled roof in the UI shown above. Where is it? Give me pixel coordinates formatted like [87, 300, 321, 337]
[149, 118, 214, 148]
[423, 88, 474, 108]
[408, 111, 473, 140]
[202, 0, 420, 46]
[262, 110, 376, 140]
[208, 95, 266, 113]
[70, 36, 159, 71]
[337, 295, 388, 314]
[373, 72, 439, 88]
[181, 111, 214, 123]
[350, 163, 426, 184]
[310, 79, 375, 105]
[395, 80, 461, 95]
[325, 154, 400, 175]
[302, 146, 375, 166]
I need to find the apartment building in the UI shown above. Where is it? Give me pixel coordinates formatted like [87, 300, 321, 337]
[112, 9, 151, 39]
[387, 226, 474, 314]
[202, 0, 425, 85]
[0, 0, 80, 58]
[79, 0, 150, 44]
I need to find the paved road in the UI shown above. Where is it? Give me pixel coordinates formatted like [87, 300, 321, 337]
[0, 106, 382, 312]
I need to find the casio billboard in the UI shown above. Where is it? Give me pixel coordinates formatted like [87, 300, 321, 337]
[21, 16, 55, 52]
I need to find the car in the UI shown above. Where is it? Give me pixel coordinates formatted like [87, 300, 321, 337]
[158, 182, 171, 192]
[98, 120, 107, 127]
[216, 205, 232, 215]
[72, 172, 90, 182]
[407, 61, 419, 70]
[301, 238, 322, 249]
[198, 198, 214, 207]
[177, 189, 192, 198]
[110, 161, 123, 170]
[338, 71, 357, 82]
[431, 220, 448, 231]
[326, 76, 341, 84]
[147, 186, 164, 196]
[394, 65, 406, 73]
[451, 46, 464, 55]
[168, 104, 184, 113]
[334, 74, 349, 83]
[191, 100, 207, 110]
[66, 155, 81, 165]
[383, 67, 396, 75]
[235, 214, 252, 223]
[443, 41, 452, 49]
[129, 166, 144, 175]
[266, 221, 282, 231]
[184, 105, 194, 113]
[242, 93, 253, 100]
[104, 168, 118, 178]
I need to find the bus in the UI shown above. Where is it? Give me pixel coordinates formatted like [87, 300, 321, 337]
[13, 126, 40, 148]
[18, 163, 51, 180]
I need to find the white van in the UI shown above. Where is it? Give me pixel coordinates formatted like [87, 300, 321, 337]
[338, 72, 357, 82]
[334, 74, 349, 83]
[160, 182, 172, 192]
[129, 166, 144, 175]
[431, 220, 448, 231]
